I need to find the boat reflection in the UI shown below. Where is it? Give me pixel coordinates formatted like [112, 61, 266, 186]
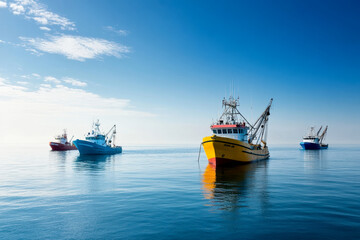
[303, 150, 327, 170]
[49, 150, 75, 170]
[74, 154, 116, 172]
[202, 161, 269, 211]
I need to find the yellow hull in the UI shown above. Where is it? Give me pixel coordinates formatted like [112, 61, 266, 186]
[202, 135, 269, 166]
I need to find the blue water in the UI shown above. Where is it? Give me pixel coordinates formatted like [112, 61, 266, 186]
[0, 145, 359, 239]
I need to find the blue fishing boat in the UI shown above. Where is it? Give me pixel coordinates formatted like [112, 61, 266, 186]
[300, 126, 328, 150]
[73, 120, 122, 155]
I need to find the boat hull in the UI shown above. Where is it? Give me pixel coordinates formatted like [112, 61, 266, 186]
[300, 142, 322, 150]
[49, 142, 77, 151]
[73, 140, 122, 155]
[202, 135, 269, 166]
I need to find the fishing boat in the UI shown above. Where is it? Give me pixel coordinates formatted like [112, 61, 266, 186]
[300, 126, 328, 150]
[73, 120, 122, 155]
[202, 97, 273, 166]
[49, 130, 77, 151]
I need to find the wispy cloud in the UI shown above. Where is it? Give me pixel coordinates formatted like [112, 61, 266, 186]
[44, 75, 60, 84]
[63, 77, 87, 87]
[17, 81, 29, 85]
[0, 76, 153, 126]
[0, 76, 154, 144]
[32, 73, 40, 78]
[39, 26, 50, 31]
[105, 26, 129, 36]
[0, 1, 7, 8]
[7, 0, 75, 30]
[20, 73, 41, 79]
[20, 34, 130, 61]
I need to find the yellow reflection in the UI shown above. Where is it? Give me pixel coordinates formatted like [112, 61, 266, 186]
[202, 161, 268, 211]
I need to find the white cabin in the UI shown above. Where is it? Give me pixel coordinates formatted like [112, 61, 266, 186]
[54, 130, 69, 144]
[86, 121, 107, 146]
[302, 127, 320, 144]
[211, 124, 249, 142]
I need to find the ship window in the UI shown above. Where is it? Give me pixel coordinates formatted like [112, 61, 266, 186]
[228, 129, 232, 134]
[233, 129, 238, 133]
[239, 129, 243, 134]
[217, 129, 222, 134]
[213, 130, 216, 134]
[222, 129, 227, 134]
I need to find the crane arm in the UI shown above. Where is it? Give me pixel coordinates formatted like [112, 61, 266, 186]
[248, 98, 273, 143]
[316, 126, 323, 136]
[105, 125, 116, 137]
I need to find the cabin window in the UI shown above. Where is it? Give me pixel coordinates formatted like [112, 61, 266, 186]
[217, 129, 222, 134]
[228, 129, 233, 134]
[233, 129, 238, 133]
[212, 130, 216, 134]
[222, 129, 227, 134]
[239, 129, 243, 134]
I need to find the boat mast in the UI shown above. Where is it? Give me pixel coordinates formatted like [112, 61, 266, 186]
[219, 96, 253, 127]
[92, 120, 102, 135]
[248, 98, 273, 146]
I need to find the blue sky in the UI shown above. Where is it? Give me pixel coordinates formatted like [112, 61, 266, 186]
[0, 0, 359, 145]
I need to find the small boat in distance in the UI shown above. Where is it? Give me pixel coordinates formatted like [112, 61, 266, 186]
[300, 126, 328, 150]
[202, 97, 273, 166]
[49, 130, 77, 151]
[73, 120, 122, 155]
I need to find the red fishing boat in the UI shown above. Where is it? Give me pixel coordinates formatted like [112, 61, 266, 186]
[49, 130, 77, 151]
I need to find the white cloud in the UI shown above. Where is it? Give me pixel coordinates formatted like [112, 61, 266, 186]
[0, 40, 5, 44]
[63, 77, 87, 87]
[8, 0, 75, 30]
[105, 26, 129, 36]
[20, 35, 130, 61]
[17, 81, 29, 85]
[39, 26, 50, 31]
[0, 1, 7, 8]
[32, 73, 40, 78]
[0, 77, 154, 145]
[44, 75, 60, 84]
[20, 72, 41, 79]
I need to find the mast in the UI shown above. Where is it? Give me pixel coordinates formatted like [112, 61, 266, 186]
[92, 119, 102, 135]
[218, 96, 253, 127]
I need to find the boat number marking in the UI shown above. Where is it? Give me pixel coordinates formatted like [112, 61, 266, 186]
[224, 144, 235, 148]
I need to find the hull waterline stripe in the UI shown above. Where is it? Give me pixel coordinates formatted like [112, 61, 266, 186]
[242, 151, 270, 157]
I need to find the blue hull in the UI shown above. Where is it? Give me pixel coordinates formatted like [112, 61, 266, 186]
[300, 142, 320, 150]
[73, 140, 122, 155]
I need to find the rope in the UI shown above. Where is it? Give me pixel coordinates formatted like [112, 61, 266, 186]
[197, 142, 203, 163]
[197, 142, 204, 170]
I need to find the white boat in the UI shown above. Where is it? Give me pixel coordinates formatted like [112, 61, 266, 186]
[300, 126, 328, 150]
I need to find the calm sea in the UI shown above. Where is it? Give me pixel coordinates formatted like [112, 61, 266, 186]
[0, 145, 359, 239]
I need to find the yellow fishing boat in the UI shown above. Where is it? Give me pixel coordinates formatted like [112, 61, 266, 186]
[202, 97, 273, 166]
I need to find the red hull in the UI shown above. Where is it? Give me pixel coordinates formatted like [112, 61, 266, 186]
[49, 142, 77, 151]
[208, 157, 241, 166]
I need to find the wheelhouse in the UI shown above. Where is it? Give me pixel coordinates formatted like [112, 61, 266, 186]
[211, 123, 249, 141]
[302, 136, 319, 143]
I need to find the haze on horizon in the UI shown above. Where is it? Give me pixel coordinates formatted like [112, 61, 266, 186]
[0, 0, 359, 146]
